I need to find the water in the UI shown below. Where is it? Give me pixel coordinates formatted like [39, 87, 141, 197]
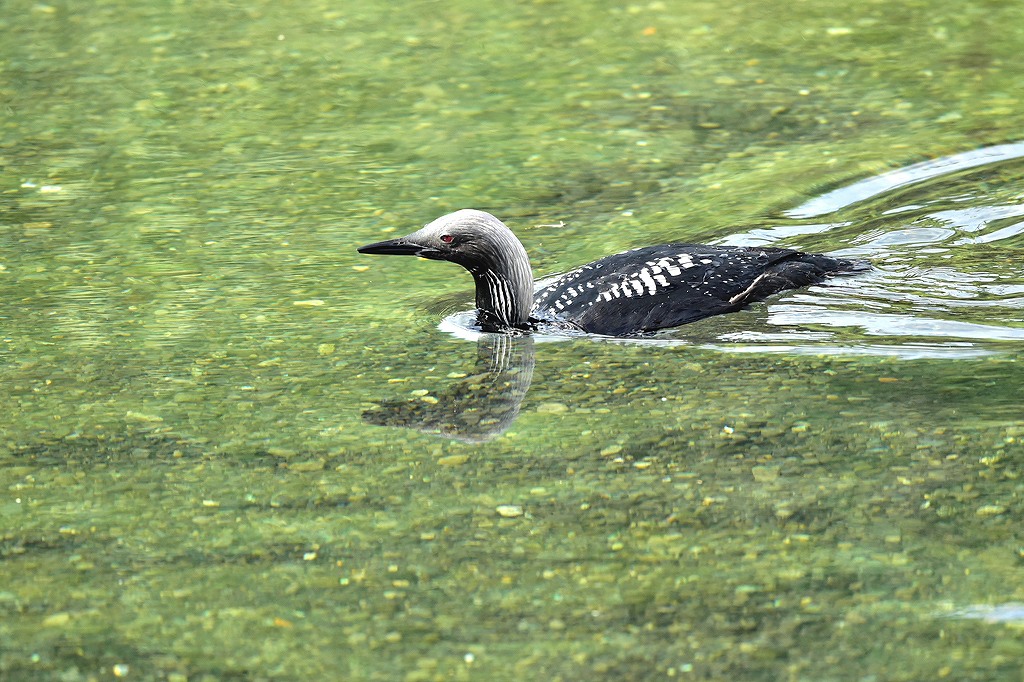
[2, 1, 1024, 680]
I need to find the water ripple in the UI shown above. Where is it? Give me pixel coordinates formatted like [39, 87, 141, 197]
[442, 142, 1024, 357]
[786, 141, 1024, 219]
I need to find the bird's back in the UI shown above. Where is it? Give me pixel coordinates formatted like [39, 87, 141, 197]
[531, 244, 864, 336]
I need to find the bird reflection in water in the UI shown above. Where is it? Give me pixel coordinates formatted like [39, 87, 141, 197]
[363, 335, 535, 443]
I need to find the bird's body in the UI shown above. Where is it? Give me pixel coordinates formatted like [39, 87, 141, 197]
[358, 210, 867, 337]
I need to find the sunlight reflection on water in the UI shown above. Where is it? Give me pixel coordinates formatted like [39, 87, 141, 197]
[946, 603, 1024, 624]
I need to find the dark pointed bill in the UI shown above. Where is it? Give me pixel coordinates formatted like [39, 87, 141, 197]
[357, 237, 424, 256]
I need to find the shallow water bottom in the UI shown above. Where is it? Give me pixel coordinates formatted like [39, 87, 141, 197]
[2, 344, 1022, 680]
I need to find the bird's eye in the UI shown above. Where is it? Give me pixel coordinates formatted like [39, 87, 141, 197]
[440, 234, 455, 244]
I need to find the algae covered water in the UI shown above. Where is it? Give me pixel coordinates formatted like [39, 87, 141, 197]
[2, 1, 1023, 680]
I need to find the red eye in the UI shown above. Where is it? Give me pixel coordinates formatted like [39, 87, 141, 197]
[440, 234, 454, 243]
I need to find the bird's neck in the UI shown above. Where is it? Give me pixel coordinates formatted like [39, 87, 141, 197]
[468, 238, 534, 333]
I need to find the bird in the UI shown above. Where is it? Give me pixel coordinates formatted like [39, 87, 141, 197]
[357, 209, 867, 337]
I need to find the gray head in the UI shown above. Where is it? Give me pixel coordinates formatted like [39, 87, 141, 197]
[358, 210, 535, 331]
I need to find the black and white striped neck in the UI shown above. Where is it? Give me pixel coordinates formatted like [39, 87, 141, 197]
[471, 267, 532, 333]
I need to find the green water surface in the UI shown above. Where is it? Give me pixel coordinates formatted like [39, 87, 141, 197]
[2, 1, 1024, 680]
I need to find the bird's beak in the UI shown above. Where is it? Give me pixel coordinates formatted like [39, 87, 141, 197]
[357, 237, 426, 256]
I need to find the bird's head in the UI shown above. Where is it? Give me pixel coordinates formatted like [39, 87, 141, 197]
[357, 209, 517, 273]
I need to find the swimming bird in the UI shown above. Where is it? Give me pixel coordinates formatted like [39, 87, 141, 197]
[357, 209, 866, 337]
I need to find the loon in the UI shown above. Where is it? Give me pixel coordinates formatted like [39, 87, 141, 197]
[357, 209, 867, 337]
